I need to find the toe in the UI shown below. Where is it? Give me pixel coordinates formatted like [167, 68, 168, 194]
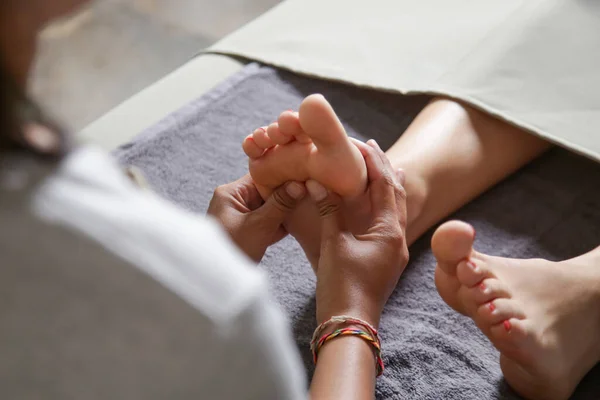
[455, 258, 493, 287]
[252, 126, 275, 149]
[278, 110, 311, 143]
[278, 110, 303, 135]
[431, 220, 476, 276]
[457, 277, 510, 315]
[466, 278, 510, 305]
[242, 135, 265, 159]
[490, 318, 528, 344]
[267, 123, 293, 145]
[298, 94, 348, 149]
[477, 298, 525, 326]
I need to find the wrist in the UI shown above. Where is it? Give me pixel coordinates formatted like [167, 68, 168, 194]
[316, 305, 382, 329]
[311, 317, 384, 378]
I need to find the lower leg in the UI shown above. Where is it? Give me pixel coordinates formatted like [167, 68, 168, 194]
[385, 98, 551, 244]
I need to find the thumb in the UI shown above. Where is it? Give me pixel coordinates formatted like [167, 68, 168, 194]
[254, 181, 306, 226]
[306, 180, 343, 243]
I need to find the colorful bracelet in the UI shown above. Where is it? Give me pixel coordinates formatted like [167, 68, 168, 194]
[311, 315, 379, 346]
[310, 316, 384, 376]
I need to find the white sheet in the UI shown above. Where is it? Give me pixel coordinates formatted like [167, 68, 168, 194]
[208, 0, 600, 162]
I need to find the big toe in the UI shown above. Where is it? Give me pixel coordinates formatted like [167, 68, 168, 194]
[431, 220, 476, 276]
[298, 94, 348, 149]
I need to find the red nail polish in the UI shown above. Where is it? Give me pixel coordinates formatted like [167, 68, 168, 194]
[488, 302, 495, 312]
[467, 261, 477, 271]
[287, 109, 294, 112]
[503, 320, 512, 332]
[479, 282, 486, 291]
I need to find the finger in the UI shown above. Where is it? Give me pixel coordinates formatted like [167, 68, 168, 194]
[367, 139, 398, 185]
[396, 168, 406, 187]
[233, 174, 265, 210]
[256, 181, 306, 224]
[362, 140, 387, 183]
[349, 137, 371, 156]
[352, 138, 396, 182]
[394, 168, 408, 228]
[361, 146, 399, 226]
[306, 180, 343, 243]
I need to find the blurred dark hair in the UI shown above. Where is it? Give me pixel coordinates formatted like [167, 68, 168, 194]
[0, 54, 68, 160]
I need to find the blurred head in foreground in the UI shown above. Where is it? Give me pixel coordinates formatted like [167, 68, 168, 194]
[0, 0, 89, 156]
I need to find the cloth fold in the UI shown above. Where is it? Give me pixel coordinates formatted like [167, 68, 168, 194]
[208, 0, 600, 163]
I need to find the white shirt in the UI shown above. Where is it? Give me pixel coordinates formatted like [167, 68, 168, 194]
[0, 146, 306, 399]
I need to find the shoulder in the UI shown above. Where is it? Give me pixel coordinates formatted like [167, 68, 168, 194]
[32, 145, 267, 323]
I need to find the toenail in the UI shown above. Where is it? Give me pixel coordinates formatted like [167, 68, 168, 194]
[488, 302, 495, 312]
[479, 282, 486, 292]
[467, 260, 478, 272]
[503, 320, 512, 332]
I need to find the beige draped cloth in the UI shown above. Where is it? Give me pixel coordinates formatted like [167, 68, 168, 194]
[208, 0, 600, 162]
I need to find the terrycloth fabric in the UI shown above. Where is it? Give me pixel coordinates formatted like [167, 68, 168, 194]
[115, 63, 600, 399]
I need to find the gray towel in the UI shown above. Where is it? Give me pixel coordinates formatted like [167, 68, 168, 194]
[115, 63, 600, 399]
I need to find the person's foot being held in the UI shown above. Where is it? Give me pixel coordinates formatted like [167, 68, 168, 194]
[432, 220, 600, 400]
[243, 94, 367, 198]
[242, 94, 368, 266]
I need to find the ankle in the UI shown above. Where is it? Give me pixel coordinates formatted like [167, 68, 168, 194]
[391, 165, 430, 245]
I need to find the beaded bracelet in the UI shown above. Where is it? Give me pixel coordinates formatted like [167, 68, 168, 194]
[310, 316, 384, 376]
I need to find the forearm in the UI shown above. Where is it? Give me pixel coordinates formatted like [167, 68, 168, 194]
[309, 336, 377, 400]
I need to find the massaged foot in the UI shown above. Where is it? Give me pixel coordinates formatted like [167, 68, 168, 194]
[432, 220, 600, 400]
[242, 94, 367, 199]
[242, 94, 367, 266]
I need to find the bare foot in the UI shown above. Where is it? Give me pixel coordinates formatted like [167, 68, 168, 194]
[242, 94, 368, 267]
[242, 94, 367, 199]
[432, 220, 600, 400]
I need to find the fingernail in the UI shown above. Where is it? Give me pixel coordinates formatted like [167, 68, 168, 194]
[503, 320, 512, 332]
[467, 260, 478, 272]
[396, 168, 406, 186]
[286, 182, 305, 199]
[306, 180, 328, 201]
[488, 302, 495, 312]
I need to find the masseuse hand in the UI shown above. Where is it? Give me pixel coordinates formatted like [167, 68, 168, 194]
[207, 174, 306, 262]
[308, 140, 409, 327]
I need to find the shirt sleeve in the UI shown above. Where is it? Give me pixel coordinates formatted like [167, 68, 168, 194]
[30, 146, 308, 399]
